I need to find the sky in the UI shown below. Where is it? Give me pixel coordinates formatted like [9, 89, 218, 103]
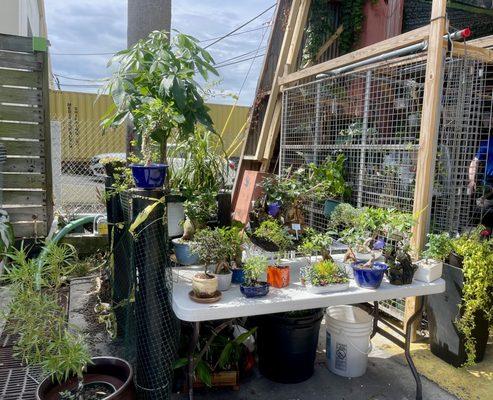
[45, 0, 275, 106]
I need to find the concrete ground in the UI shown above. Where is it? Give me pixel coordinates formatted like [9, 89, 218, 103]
[171, 317, 457, 400]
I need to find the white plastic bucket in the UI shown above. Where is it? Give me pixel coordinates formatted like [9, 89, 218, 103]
[325, 305, 373, 378]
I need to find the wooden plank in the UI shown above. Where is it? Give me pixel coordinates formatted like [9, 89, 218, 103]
[279, 25, 431, 86]
[2, 205, 46, 221]
[0, 104, 43, 123]
[450, 41, 493, 63]
[408, 0, 447, 342]
[259, 0, 311, 168]
[1, 173, 45, 189]
[316, 25, 344, 61]
[3, 157, 44, 173]
[11, 221, 47, 238]
[0, 34, 33, 53]
[3, 189, 45, 205]
[0, 86, 42, 105]
[469, 34, 493, 49]
[254, 0, 302, 161]
[0, 121, 43, 139]
[0, 51, 42, 70]
[0, 69, 41, 88]
[0, 140, 43, 156]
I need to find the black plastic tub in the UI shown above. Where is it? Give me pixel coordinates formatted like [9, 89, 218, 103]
[256, 309, 323, 383]
[426, 263, 489, 367]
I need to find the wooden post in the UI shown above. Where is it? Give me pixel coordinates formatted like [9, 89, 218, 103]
[260, 0, 312, 170]
[255, 0, 302, 162]
[407, 0, 447, 341]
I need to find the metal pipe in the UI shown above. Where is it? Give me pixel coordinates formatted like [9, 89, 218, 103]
[316, 29, 471, 78]
[357, 70, 372, 208]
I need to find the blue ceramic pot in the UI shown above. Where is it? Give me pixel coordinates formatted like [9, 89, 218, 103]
[351, 261, 388, 289]
[240, 282, 270, 298]
[130, 163, 167, 189]
[232, 268, 245, 284]
[267, 202, 281, 217]
[172, 238, 199, 266]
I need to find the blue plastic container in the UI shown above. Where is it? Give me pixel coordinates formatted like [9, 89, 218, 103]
[267, 202, 281, 217]
[172, 238, 199, 266]
[351, 261, 388, 289]
[240, 282, 270, 298]
[232, 268, 245, 284]
[130, 163, 168, 189]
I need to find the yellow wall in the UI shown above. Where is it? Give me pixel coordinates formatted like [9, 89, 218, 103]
[49, 90, 249, 160]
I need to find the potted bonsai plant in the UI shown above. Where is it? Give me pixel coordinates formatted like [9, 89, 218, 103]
[351, 259, 389, 289]
[172, 192, 217, 265]
[255, 219, 293, 288]
[190, 228, 231, 295]
[427, 227, 493, 367]
[415, 232, 452, 282]
[219, 224, 245, 284]
[240, 255, 269, 298]
[103, 31, 217, 189]
[301, 259, 350, 294]
[384, 240, 417, 285]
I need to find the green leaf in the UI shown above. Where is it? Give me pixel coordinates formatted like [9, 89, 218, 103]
[217, 342, 234, 369]
[233, 327, 257, 345]
[196, 360, 212, 387]
[172, 357, 189, 369]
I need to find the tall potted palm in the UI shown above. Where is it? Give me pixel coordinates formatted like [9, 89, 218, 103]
[103, 31, 218, 189]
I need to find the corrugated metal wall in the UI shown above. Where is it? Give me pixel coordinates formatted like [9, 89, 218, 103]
[49, 90, 250, 159]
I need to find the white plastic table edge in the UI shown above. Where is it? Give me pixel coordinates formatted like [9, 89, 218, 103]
[171, 259, 445, 322]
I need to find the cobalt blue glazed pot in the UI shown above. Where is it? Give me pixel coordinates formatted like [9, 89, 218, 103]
[232, 268, 245, 284]
[351, 261, 388, 289]
[267, 201, 281, 217]
[240, 282, 270, 298]
[130, 163, 167, 189]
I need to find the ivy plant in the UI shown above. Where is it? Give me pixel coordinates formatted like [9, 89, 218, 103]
[103, 30, 218, 165]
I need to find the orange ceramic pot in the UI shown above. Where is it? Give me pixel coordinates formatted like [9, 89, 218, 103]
[267, 265, 290, 288]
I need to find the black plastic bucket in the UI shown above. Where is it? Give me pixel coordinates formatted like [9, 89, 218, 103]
[256, 309, 323, 383]
[427, 263, 490, 367]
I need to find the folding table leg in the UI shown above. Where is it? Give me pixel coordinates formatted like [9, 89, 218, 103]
[404, 298, 424, 400]
[371, 301, 379, 339]
[188, 321, 200, 400]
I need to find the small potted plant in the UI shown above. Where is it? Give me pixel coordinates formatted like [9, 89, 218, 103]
[240, 255, 269, 298]
[302, 259, 349, 294]
[190, 228, 231, 296]
[351, 259, 389, 289]
[255, 220, 293, 288]
[384, 241, 417, 285]
[172, 192, 217, 265]
[415, 232, 452, 282]
[219, 225, 246, 284]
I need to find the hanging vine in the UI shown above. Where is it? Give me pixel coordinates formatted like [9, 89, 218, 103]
[303, 0, 378, 64]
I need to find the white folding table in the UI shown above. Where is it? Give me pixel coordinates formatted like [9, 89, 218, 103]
[172, 257, 445, 400]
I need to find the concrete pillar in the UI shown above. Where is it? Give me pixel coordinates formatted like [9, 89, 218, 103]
[127, 0, 172, 47]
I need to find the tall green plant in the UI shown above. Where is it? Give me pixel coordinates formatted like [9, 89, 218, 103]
[103, 30, 218, 164]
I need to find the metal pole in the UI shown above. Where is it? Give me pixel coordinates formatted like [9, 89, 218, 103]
[310, 81, 322, 226]
[357, 70, 372, 208]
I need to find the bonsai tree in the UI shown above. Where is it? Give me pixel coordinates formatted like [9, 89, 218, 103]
[384, 240, 417, 285]
[190, 228, 230, 275]
[242, 255, 268, 287]
[422, 232, 453, 262]
[255, 219, 293, 266]
[181, 192, 218, 241]
[218, 224, 245, 268]
[103, 30, 218, 166]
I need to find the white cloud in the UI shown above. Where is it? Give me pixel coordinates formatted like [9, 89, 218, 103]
[45, 0, 274, 105]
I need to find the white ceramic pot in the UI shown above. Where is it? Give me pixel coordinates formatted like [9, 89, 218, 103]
[214, 270, 233, 291]
[414, 259, 443, 282]
[192, 273, 218, 297]
[307, 282, 350, 294]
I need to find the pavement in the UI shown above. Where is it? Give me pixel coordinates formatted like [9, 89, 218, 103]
[171, 316, 457, 400]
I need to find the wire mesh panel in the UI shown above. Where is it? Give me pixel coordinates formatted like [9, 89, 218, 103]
[280, 50, 492, 320]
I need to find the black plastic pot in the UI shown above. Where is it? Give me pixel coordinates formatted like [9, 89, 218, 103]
[256, 309, 323, 383]
[427, 264, 490, 367]
[447, 251, 463, 269]
[36, 357, 135, 400]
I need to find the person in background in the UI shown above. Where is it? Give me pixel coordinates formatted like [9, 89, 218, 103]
[469, 136, 493, 209]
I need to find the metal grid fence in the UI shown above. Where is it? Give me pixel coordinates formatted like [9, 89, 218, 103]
[280, 50, 492, 319]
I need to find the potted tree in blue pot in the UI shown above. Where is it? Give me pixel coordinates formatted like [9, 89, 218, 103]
[102, 30, 218, 189]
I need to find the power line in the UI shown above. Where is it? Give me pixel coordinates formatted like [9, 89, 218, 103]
[50, 22, 272, 56]
[203, 3, 276, 49]
[215, 53, 265, 69]
[53, 73, 107, 82]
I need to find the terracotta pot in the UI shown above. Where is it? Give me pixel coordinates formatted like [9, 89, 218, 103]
[267, 265, 290, 288]
[192, 273, 218, 297]
[36, 356, 135, 400]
